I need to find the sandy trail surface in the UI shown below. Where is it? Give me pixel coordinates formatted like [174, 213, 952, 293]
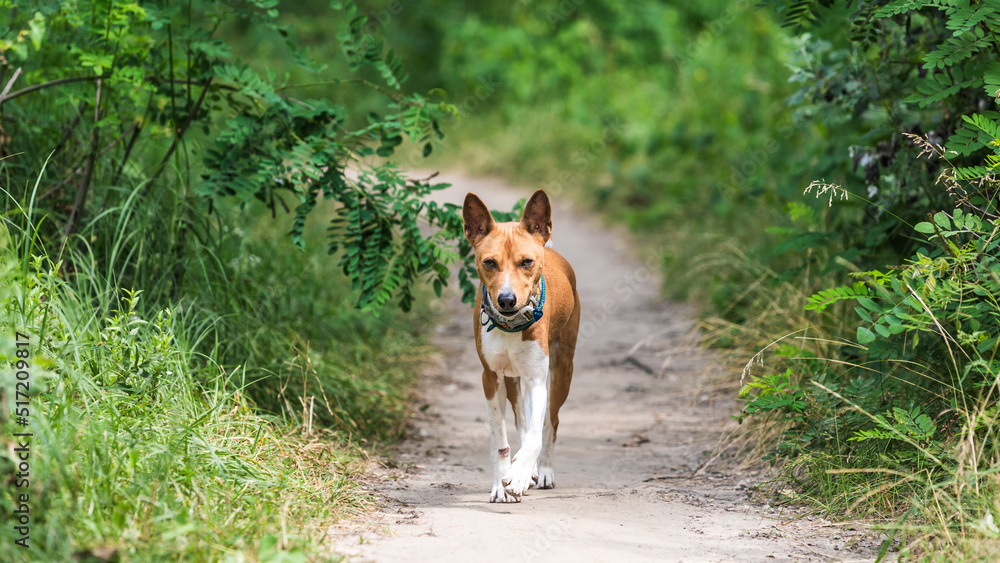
[334, 173, 883, 562]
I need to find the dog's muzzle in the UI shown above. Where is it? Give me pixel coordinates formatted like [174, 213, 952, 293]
[481, 277, 546, 333]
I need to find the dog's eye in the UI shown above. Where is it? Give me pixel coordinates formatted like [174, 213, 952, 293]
[520, 259, 534, 267]
[483, 259, 498, 269]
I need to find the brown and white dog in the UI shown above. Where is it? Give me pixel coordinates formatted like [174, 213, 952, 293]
[463, 190, 581, 502]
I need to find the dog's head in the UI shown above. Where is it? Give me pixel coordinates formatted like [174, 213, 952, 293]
[463, 190, 551, 314]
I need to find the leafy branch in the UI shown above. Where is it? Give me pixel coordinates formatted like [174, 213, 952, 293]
[1, 0, 480, 313]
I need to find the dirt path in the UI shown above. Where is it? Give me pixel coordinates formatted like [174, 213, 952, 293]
[334, 174, 883, 562]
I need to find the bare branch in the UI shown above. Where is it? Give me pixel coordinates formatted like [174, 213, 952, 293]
[63, 78, 103, 242]
[0, 67, 23, 100]
[0, 74, 101, 108]
[150, 77, 215, 186]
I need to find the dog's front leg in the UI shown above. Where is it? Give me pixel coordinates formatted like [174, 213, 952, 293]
[512, 378, 538, 487]
[486, 372, 518, 503]
[503, 371, 548, 497]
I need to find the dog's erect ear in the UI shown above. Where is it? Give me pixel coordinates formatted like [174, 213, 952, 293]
[463, 193, 495, 246]
[519, 190, 552, 244]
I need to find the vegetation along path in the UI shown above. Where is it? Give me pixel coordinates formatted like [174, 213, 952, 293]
[335, 173, 884, 562]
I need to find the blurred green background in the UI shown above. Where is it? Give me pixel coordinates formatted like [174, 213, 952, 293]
[3, 0, 1000, 559]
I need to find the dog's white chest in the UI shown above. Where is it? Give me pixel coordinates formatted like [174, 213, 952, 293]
[480, 326, 548, 380]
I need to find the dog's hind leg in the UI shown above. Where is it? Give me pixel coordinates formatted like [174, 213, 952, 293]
[536, 345, 566, 489]
[538, 300, 580, 489]
[536, 406, 557, 489]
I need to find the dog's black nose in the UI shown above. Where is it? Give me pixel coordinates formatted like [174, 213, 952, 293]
[497, 291, 517, 311]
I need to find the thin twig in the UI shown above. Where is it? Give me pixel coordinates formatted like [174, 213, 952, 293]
[62, 78, 102, 242]
[0, 67, 23, 100]
[51, 101, 90, 157]
[112, 121, 143, 186]
[149, 76, 214, 186]
[97, 123, 138, 160]
[0, 74, 100, 108]
[0, 73, 243, 110]
[113, 89, 154, 186]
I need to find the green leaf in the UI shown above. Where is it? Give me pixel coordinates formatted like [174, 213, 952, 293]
[858, 297, 882, 313]
[874, 0, 938, 17]
[854, 306, 873, 323]
[915, 222, 935, 234]
[985, 61, 1000, 98]
[858, 326, 877, 344]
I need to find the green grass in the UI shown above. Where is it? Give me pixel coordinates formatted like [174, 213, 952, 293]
[0, 169, 429, 561]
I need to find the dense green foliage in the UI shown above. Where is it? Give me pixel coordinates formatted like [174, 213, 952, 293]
[0, 179, 428, 560]
[0, 0, 474, 313]
[756, 0, 1000, 270]
[358, 0, 1000, 554]
[3, 0, 1000, 558]
[382, 0, 821, 315]
[726, 3, 1000, 553]
[0, 1, 450, 559]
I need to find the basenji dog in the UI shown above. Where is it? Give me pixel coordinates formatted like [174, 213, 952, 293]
[463, 190, 581, 503]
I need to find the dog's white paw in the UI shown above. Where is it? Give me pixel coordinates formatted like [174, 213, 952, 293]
[502, 459, 537, 497]
[491, 484, 520, 503]
[536, 466, 555, 489]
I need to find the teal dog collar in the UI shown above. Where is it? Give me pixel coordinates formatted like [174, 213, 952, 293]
[480, 276, 546, 333]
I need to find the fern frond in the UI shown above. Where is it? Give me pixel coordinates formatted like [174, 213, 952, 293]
[963, 112, 1000, 139]
[944, 3, 999, 36]
[905, 60, 985, 107]
[759, 0, 836, 31]
[922, 28, 989, 70]
[955, 165, 996, 179]
[875, 0, 947, 17]
[805, 282, 872, 312]
[947, 111, 1000, 155]
[985, 61, 1000, 99]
